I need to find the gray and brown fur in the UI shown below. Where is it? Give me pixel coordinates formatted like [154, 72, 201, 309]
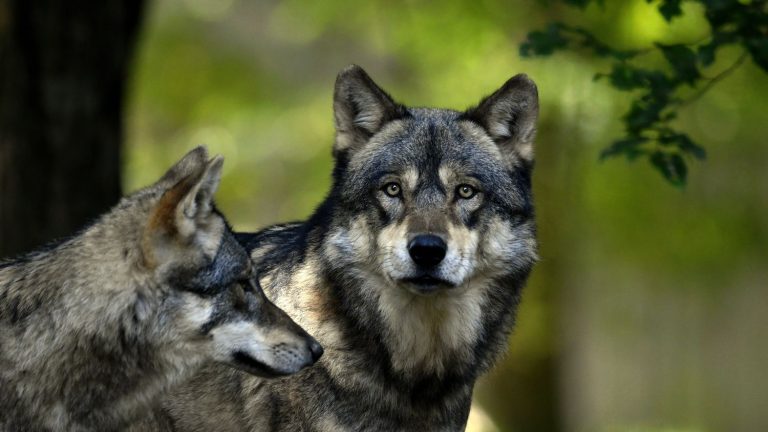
[0, 147, 321, 431]
[161, 65, 539, 431]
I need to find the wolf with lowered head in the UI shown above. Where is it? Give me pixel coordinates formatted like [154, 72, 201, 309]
[0, 147, 322, 431]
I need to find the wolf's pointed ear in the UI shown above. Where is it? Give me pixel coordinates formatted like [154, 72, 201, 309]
[177, 155, 223, 223]
[463, 74, 539, 164]
[145, 155, 224, 249]
[333, 65, 407, 157]
[156, 146, 210, 186]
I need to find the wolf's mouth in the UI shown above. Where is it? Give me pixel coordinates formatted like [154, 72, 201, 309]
[231, 351, 292, 378]
[402, 275, 454, 293]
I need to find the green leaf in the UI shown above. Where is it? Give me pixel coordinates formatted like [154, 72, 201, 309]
[644, 70, 675, 92]
[701, 0, 737, 29]
[658, 132, 705, 159]
[607, 63, 648, 90]
[747, 37, 768, 73]
[650, 152, 688, 186]
[657, 43, 701, 85]
[674, 134, 707, 160]
[698, 41, 718, 66]
[570, 27, 621, 58]
[624, 98, 667, 134]
[520, 23, 569, 57]
[606, 64, 674, 93]
[699, 31, 738, 66]
[656, 0, 684, 22]
[600, 136, 648, 160]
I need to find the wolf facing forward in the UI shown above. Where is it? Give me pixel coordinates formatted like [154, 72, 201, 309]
[0, 147, 322, 431]
[163, 66, 539, 431]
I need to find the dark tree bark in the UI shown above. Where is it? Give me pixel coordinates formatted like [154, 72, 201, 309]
[0, 0, 144, 258]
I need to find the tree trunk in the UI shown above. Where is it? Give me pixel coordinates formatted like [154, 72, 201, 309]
[0, 0, 144, 258]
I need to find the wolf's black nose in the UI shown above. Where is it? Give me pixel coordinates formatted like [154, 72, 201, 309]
[308, 338, 324, 363]
[408, 235, 447, 268]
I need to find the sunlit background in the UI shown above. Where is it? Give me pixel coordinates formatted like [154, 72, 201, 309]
[124, 1, 768, 430]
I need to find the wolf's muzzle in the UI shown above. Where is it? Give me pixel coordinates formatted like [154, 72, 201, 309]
[408, 234, 447, 268]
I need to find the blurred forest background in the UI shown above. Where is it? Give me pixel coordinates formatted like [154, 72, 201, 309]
[2, 0, 767, 431]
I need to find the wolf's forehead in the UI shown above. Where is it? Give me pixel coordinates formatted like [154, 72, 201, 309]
[361, 111, 502, 171]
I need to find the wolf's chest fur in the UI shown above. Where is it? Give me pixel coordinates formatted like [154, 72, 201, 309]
[360, 273, 488, 375]
[266, 258, 488, 376]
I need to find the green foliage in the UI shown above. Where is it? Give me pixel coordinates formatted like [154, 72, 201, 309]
[520, 0, 767, 186]
[658, 0, 684, 21]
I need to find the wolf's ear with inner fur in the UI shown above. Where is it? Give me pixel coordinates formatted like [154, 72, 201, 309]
[333, 65, 407, 157]
[143, 153, 224, 267]
[463, 74, 539, 165]
[155, 146, 210, 187]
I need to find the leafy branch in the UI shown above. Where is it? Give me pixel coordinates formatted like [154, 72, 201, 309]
[678, 51, 749, 106]
[520, 0, 768, 186]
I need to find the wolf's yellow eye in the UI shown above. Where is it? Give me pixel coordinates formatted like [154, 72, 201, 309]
[383, 182, 402, 197]
[456, 184, 476, 199]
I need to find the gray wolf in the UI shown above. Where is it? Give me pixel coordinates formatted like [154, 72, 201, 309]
[161, 65, 539, 431]
[0, 147, 322, 431]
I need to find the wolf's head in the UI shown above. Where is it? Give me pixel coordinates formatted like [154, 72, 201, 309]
[136, 148, 322, 377]
[325, 66, 538, 297]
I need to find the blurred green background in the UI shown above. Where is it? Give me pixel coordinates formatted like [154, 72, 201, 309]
[123, 1, 768, 431]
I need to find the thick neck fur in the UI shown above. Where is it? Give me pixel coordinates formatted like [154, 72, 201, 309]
[0, 210, 203, 430]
